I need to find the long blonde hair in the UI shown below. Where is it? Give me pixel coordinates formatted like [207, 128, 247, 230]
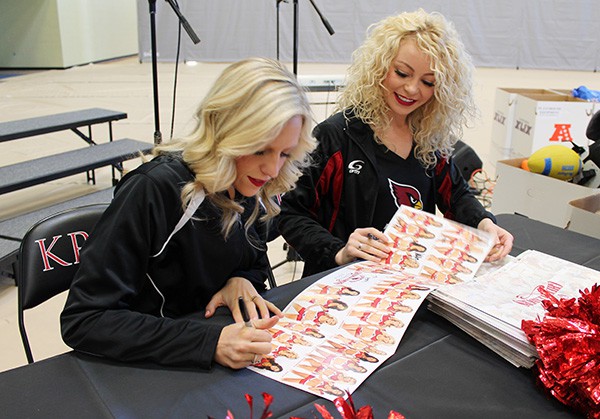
[155, 58, 316, 236]
[338, 9, 478, 167]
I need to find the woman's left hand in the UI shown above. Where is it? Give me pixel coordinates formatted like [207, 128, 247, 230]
[334, 227, 392, 266]
[204, 276, 282, 322]
[478, 218, 514, 262]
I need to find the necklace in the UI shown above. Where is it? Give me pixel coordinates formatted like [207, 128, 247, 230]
[376, 129, 413, 159]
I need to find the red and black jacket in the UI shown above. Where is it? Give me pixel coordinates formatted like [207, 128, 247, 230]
[278, 110, 494, 277]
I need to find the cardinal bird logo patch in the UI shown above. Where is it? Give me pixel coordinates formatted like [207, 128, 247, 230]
[388, 179, 423, 210]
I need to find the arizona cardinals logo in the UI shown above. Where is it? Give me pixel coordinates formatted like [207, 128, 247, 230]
[388, 179, 423, 209]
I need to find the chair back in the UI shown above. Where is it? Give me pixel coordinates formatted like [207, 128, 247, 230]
[17, 203, 109, 363]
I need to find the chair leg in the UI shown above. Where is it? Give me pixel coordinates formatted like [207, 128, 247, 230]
[266, 266, 277, 289]
[17, 310, 34, 364]
[268, 244, 303, 287]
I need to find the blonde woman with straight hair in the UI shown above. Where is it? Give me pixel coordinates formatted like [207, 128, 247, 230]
[279, 9, 513, 277]
[61, 58, 316, 370]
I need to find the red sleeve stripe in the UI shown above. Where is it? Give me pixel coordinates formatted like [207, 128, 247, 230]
[312, 151, 344, 232]
[436, 158, 455, 219]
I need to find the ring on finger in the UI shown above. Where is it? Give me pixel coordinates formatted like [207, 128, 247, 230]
[358, 242, 362, 250]
[252, 354, 261, 364]
[251, 295, 260, 302]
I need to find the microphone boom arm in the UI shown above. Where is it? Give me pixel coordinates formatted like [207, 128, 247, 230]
[164, 0, 201, 44]
[307, 0, 335, 35]
[291, 0, 334, 75]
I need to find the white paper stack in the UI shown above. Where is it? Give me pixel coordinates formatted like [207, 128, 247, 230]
[428, 250, 600, 368]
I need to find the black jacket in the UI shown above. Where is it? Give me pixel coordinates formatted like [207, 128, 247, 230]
[61, 154, 270, 369]
[278, 110, 494, 277]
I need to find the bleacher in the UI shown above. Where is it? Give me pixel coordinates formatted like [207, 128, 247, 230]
[0, 108, 152, 281]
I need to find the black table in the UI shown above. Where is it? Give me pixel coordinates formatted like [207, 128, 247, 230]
[0, 214, 595, 418]
[496, 213, 600, 270]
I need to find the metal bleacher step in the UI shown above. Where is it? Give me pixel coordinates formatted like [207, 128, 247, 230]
[0, 188, 114, 241]
[0, 108, 127, 143]
[0, 188, 115, 280]
[0, 138, 152, 195]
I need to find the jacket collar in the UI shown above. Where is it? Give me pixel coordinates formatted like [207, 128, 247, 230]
[340, 109, 380, 163]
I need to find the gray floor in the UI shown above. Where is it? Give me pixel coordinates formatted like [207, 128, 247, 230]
[0, 55, 597, 372]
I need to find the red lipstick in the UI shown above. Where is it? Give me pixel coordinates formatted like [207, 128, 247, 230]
[249, 177, 267, 187]
[394, 93, 416, 107]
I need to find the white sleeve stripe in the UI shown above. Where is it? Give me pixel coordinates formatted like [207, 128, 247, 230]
[151, 190, 205, 258]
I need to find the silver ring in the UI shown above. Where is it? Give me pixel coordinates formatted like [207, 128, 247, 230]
[358, 243, 362, 250]
[252, 354, 261, 364]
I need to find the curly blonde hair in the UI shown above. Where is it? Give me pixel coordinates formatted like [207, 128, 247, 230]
[337, 9, 478, 167]
[155, 58, 316, 237]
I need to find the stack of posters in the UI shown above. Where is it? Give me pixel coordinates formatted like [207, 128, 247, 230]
[428, 249, 600, 368]
[250, 206, 495, 401]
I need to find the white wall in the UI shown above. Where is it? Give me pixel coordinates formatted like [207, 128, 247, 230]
[0, 0, 139, 68]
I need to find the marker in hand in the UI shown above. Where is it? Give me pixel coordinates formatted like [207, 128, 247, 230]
[238, 296, 253, 327]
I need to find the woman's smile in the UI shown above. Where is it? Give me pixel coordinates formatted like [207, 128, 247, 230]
[394, 93, 416, 106]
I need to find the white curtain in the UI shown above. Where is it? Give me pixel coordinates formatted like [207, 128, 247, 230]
[137, 0, 600, 71]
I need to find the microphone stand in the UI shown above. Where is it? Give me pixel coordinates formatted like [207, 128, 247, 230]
[291, 0, 335, 75]
[276, 0, 288, 60]
[147, 0, 200, 145]
[148, 0, 161, 145]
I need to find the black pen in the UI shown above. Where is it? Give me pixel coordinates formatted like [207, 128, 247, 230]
[238, 297, 253, 327]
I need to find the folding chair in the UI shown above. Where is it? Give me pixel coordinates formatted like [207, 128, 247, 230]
[17, 203, 108, 363]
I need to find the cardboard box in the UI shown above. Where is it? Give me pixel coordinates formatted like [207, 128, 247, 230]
[489, 143, 520, 174]
[491, 88, 562, 150]
[511, 92, 595, 159]
[567, 194, 600, 239]
[490, 88, 595, 172]
[491, 159, 599, 228]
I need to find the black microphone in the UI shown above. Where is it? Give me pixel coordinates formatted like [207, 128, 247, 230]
[308, 0, 335, 35]
[164, 0, 200, 44]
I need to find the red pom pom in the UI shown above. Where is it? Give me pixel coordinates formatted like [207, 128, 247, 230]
[522, 284, 600, 418]
[317, 392, 403, 419]
[230, 391, 405, 419]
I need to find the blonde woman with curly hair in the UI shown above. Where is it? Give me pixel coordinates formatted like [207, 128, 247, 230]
[279, 9, 513, 277]
[61, 58, 316, 370]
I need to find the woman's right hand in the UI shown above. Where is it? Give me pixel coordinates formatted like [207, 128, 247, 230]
[214, 316, 279, 369]
[334, 227, 392, 266]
